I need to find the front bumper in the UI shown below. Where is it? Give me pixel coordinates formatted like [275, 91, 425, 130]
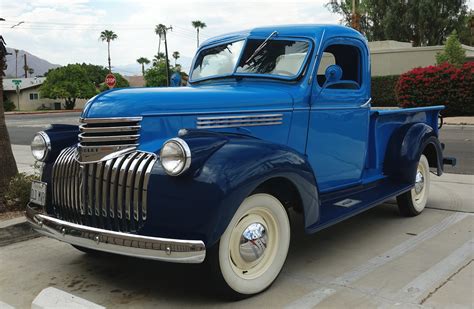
[26, 205, 206, 263]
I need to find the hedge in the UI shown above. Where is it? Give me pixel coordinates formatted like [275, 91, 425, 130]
[396, 62, 474, 116]
[371, 75, 400, 107]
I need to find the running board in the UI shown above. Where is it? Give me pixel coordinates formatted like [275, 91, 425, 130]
[307, 179, 413, 234]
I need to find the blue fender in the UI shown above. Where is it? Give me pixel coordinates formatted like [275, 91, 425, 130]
[143, 131, 319, 247]
[384, 122, 443, 184]
[43, 124, 80, 164]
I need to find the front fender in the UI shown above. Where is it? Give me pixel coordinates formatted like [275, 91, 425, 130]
[144, 133, 319, 247]
[384, 122, 443, 183]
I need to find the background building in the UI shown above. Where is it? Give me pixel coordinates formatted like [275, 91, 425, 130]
[3, 77, 88, 111]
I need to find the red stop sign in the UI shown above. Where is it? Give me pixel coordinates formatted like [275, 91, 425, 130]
[105, 73, 116, 89]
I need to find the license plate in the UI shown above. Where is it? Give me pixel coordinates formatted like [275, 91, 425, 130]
[30, 181, 47, 206]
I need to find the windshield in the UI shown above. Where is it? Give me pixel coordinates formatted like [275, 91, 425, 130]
[191, 38, 310, 81]
[191, 40, 245, 80]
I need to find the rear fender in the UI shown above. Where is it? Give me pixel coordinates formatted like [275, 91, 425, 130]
[384, 123, 443, 183]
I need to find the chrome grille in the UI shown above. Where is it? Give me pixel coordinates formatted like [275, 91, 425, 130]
[52, 147, 157, 232]
[196, 114, 283, 129]
[78, 117, 142, 163]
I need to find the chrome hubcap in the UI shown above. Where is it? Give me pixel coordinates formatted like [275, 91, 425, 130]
[239, 222, 268, 263]
[414, 170, 424, 194]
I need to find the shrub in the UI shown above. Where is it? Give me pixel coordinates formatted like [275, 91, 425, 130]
[371, 75, 400, 107]
[396, 62, 474, 116]
[2, 173, 39, 212]
[3, 99, 16, 111]
[436, 30, 466, 66]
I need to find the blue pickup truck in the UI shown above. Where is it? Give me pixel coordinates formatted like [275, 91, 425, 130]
[27, 24, 455, 297]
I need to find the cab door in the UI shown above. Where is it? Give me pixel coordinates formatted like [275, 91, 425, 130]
[306, 38, 371, 193]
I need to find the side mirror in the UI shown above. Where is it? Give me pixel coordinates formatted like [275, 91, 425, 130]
[324, 65, 343, 86]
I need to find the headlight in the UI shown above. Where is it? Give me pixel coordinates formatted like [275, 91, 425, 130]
[160, 138, 191, 176]
[31, 131, 51, 161]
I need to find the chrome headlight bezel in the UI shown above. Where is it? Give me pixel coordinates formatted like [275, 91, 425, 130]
[30, 131, 51, 162]
[159, 137, 191, 176]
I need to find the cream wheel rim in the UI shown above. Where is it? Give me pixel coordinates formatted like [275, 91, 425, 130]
[228, 207, 279, 280]
[411, 157, 429, 212]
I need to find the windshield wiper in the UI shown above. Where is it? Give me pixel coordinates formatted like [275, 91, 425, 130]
[244, 31, 278, 65]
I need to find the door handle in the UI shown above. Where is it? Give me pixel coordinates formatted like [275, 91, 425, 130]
[360, 98, 371, 108]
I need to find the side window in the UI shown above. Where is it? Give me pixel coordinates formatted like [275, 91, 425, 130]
[317, 44, 362, 90]
[29, 93, 39, 100]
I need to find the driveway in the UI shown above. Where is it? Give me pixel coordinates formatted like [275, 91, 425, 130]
[0, 173, 472, 308]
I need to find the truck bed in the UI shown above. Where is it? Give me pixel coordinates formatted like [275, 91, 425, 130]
[365, 105, 444, 178]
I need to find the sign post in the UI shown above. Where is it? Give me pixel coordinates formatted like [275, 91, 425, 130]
[12, 79, 22, 110]
[105, 73, 116, 89]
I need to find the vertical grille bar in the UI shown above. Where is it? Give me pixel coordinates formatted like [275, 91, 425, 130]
[141, 157, 156, 221]
[51, 147, 155, 233]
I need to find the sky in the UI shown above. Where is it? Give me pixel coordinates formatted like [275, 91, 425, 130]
[1, 0, 473, 75]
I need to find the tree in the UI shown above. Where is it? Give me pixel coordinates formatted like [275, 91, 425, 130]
[99, 30, 118, 71]
[27, 67, 34, 76]
[40, 64, 97, 110]
[99, 73, 130, 92]
[172, 51, 180, 66]
[191, 20, 207, 48]
[144, 61, 177, 87]
[136, 57, 150, 76]
[79, 63, 109, 87]
[436, 31, 466, 66]
[326, 0, 469, 46]
[0, 36, 18, 209]
[152, 52, 166, 66]
[155, 24, 167, 55]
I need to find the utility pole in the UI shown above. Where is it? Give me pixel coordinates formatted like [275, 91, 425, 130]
[14, 49, 18, 78]
[163, 25, 173, 87]
[23, 53, 28, 78]
[351, 0, 361, 32]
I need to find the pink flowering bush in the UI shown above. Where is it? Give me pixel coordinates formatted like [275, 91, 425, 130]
[396, 62, 474, 116]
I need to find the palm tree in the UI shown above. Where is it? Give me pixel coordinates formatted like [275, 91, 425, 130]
[136, 57, 150, 76]
[172, 51, 180, 66]
[155, 24, 167, 55]
[28, 67, 34, 76]
[99, 30, 118, 72]
[191, 20, 207, 48]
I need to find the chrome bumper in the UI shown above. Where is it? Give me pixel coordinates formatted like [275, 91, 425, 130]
[26, 205, 206, 263]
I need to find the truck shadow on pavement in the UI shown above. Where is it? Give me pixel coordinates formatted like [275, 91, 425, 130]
[51, 203, 411, 306]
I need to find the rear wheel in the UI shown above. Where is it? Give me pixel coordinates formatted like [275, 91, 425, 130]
[397, 154, 430, 217]
[207, 193, 290, 298]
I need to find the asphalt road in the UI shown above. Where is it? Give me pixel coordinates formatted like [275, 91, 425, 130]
[5, 112, 474, 174]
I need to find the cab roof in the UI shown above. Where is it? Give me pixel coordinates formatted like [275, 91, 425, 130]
[200, 24, 367, 47]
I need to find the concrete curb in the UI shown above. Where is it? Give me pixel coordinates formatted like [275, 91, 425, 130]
[5, 110, 82, 116]
[0, 218, 39, 247]
[0, 216, 26, 229]
[32, 287, 105, 309]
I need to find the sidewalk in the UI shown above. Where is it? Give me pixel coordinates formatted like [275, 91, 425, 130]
[444, 116, 474, 126]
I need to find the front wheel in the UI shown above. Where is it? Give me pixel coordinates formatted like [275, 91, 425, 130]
[397, 154, 431, 217]
[208, 193, 290, 298]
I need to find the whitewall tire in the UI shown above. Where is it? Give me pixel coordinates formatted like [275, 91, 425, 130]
[210, 193, 290, 297]
[397, 154, 430, 216]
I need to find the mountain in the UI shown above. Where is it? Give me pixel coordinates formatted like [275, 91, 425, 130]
[4, 47, 60, 78]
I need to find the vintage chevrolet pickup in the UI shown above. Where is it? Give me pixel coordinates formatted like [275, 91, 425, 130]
[27, 24, 456, 297]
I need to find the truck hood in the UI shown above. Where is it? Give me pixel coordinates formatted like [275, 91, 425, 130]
[82, 84, 294, 118]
